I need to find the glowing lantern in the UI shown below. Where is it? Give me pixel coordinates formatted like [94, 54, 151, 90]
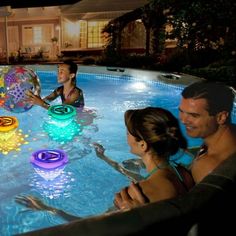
[43, 104, 81, 142]
[0, 116, 28, 155]
[30, 149, 68, 180]
[0, 116, 18, 140]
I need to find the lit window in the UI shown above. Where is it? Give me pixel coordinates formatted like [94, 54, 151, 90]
[87, 21, 108, 48]
[22, 24, 53, 46]
[34, 27, 42, 44]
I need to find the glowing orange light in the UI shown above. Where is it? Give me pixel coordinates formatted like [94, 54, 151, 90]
[0, 116, 28, 155]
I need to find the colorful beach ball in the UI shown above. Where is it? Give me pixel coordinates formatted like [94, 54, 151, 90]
[2, 66, 41, 113]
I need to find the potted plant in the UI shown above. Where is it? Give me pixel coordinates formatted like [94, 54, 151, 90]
[51, 37, 58, 43]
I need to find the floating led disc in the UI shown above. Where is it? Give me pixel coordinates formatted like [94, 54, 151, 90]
[0, 116, 18, 132]
[0, 116, 28, 154]
[30, 149, 68, 169]
[48, 104, 76, 120]
[44, 104, 80, 142]
[30, 149, 69, 180]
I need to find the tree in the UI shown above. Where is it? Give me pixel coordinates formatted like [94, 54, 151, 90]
[157, 0, 236, 56]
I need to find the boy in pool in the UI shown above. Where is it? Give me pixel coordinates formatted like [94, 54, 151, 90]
[26, 60, 84, 109]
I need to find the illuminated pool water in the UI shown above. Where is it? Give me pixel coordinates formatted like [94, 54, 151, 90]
[0, 66, 235, 235]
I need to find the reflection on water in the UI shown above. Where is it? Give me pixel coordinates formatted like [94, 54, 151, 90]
[29, 171, 76, 199]
[0, 129, 29, 155]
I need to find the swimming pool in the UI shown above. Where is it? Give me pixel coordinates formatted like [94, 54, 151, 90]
[0, 65, 235, 235]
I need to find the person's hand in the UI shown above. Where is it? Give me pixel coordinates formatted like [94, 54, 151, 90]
[93, 142, 105, 158]
[25, 90, 44, 106]
[15, 195, 81, 221]
[15, 195, 55, 213]
[114, 182, 147, 211]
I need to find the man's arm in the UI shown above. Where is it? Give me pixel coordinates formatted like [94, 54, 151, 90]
[114, 182, 147, 210]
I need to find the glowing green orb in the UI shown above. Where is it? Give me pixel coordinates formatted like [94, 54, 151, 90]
[43, 105, 81, 142]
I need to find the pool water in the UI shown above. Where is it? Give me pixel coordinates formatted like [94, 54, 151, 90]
[0, 68, 229, 235]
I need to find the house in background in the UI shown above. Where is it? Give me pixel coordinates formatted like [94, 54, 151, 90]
[0, 0, 149, 63]
[59, 0, 148, 58]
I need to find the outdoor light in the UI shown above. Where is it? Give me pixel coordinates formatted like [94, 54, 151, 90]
[48, 104, 76, 124]
[43, 104, 81, 142]
[0, 116, 18, 140]
[30, 149, 68, 181]
[0, 116, 28, 155]
[130, 82, 147, 92]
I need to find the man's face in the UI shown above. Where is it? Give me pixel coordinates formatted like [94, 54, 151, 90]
[57, 64, 71, 84]
[179, 98, 219, 139]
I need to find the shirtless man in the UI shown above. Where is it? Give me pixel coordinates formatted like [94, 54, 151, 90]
[179, 81, 236, 183]
[114, 81, 236, 209]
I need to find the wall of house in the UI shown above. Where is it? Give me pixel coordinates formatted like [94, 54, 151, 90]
[0, 22, 7, 61]
[8, 19, 59, 59]
[0, 6, 177, 63]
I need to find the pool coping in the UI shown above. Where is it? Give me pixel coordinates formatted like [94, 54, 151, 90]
[24, 64, 206, 86]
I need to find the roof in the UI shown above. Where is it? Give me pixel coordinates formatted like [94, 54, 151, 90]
[0, 0, 80, 8]
[0, 0, 147, 20]
[61, 0, 147, 14]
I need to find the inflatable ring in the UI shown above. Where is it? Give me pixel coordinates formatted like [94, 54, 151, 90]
[0, 116, 19, 132]
[30, 149, 68, 169]
[48, 104, 76, 120]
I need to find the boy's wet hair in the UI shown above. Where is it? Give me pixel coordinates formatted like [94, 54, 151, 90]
[182, 81, 234, 116]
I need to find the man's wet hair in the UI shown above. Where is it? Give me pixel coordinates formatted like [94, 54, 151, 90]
[182, 81, 235, 116]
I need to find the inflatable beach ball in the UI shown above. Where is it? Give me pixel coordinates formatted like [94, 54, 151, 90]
[2, 66, 41, 113]
[0, 66, 10, 108]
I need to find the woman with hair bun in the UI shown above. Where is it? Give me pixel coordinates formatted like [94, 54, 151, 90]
[95, 107, 194, 210]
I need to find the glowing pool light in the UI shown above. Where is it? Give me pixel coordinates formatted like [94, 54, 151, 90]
[0, 116, 28, 155]
[130, 82, 147, 92]
[0, 116, 18, 139]
[30, 149, 68, 180]
[43, 104, 81, 142]
[48, 104, 76, 121]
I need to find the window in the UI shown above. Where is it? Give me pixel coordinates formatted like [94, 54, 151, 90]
[79, 20, 87, 48]
[8, 26, 19, 52]
[87, 21, 108, 48]
[22, 24, 53, 45]
[34, 27, 42, 44]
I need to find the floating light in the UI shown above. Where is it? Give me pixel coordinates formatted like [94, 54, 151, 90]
[48, 104, 76, 124]
[0, 116, 28, 155]
[30, 149, 68, 180]
[43, 104, 81, 142]
[0, 116, 18, 140]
